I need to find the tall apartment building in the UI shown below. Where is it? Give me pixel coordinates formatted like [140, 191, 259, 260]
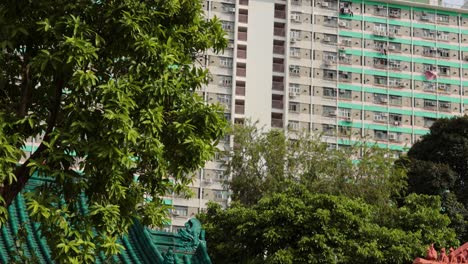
[167, 0, 468, 230]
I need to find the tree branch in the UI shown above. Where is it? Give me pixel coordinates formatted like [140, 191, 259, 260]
[1, 77, 64, 207]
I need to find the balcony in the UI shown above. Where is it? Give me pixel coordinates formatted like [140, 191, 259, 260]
[273, 45, 285, 55]
[272, 81, 284, 91]
[236, 86, 245, 96]
[237, 49, 246, 59]
[271, 118, 283, 128]
[273, 63, 284, 73]
[272, 99, 283, 109]
[239, 14, 248, 23]
[238, 31, 247, 41]
[274, 10, 286, 19]
[235, 105, 245, 114]
[274, 28, 285, 37]
[237, 68, 246, 77]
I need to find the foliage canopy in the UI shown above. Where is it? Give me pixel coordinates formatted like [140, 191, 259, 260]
[0, 0, 227, 262]
[200, 124, 458, 264]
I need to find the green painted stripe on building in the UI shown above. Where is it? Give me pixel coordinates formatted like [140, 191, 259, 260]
[339, 120, 429, 134]
[336, 137, 408, 151]
[339, 83, 461, 103]
[338, 65, 466, 86]
[339, 31, 468, 52]
[337, 102, 456, 118]
[343, 49, 464, 68]
[339, 14, 460, 33]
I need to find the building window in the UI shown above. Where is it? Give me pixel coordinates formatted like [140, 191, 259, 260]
[375, 130, 388, 140]
[323, 106, 336, 117]
[290, 47, 301, 57]
[323, 70, 336, 80]
[424, 117, 436, 128]
[291, 12, 302, 23]
[322, 124, 335, 135]
[289, 83, 300, 95]
[338, 108, 351, 118]
[439, 101, 451, 110]
[374, 112, 388, 122]
[338, 89, 352, 99]
[172, 206, 188, 217]
[289, 65, 300, 76]
[324, 51, 337, 62]
[222, 3, 236, 13]
[423, 29, 436, 39]
[289, 102, 300, 112]
[423, 82, 436, 92]
[219, 75, 232, 87]
[338, 71, 351, 81]
[438, 66, 450, 76]
[438, 49, 450, 58]
[323, 87, 336, 97]
[438, 83, 450, 93]
[220, 57, 233, 68]
[290, 30, 301, 40]
[388, 42, 401, 52]
[389, 60, 400, 70]
[437, 14, 449, 23]
[389, 8, 401, 18]
[375, 76, 387, 85]
[324, 16, 338, 27]
[389, 95, 402, 105]
[217, 94, 231, 104]
[374, 94, 387, 104]
[423, 47, 438, 57]
[289, 121, 300, 130]
[221, 21, 234, 31]
[437, 31, 449, 41]
[390, 113, 402, 123]
[424, 99, 437, 108]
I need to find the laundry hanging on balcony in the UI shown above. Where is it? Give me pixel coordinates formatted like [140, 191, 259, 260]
[424, 70, 438, 80]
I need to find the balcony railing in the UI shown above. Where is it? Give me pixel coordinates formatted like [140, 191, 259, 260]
[239, 14, 248, 23]
[274, 10, 286, 19]
[272, 99, 283, 109]
[273, 63, 284, 72]
[274, 28, 285, 37]
[236, 86, 245, 96]
[238, 32, 247, 41]
[237, 68, 246, 77]
[271, 118, 283, 128]
[273, 45, 285, 54]
[235, 105, 245, 114]
[272, 81, 284, 91]
[237, 50, 247, 59]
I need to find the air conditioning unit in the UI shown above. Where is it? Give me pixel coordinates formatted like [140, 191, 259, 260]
[338, 21, 348, 27]
[329, 111, 337, 116]
[339, 90, 346, 94]
[421, 15, 429, 20]
[227, 7, 236, 13]
[290, 38, 297, 43]
[394, 121, 400, 126]
[321, 2, 329, 7]
[323, 36, 331, 42]
[389, 134, 397, 141]
[429, 101, 437, 106]
[377, 5, 384, 9]
[289, 92, 297, 97]
[441, 103, 450, 108]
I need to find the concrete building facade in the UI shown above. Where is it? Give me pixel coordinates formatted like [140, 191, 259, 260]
[167, 0, 468, 229]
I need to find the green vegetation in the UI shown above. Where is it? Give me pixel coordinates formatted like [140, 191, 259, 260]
[200, 123, 458, 264]
[0, 0, 227, 262]
[402, 116, 468, 242]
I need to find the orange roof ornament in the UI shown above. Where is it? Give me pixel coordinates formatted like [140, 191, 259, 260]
[413, 243, 468, 264]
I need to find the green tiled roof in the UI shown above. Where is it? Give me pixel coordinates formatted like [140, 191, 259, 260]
[0, 177, 212, 264]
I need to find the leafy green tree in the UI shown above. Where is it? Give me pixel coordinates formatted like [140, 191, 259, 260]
[200, 184, 457, 264]
[403, 116, 468, 241]
[0, 0, 227, 262]
[226, 123, 406, 208]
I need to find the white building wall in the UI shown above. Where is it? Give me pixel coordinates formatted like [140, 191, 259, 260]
[244, 0, 275, 129]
